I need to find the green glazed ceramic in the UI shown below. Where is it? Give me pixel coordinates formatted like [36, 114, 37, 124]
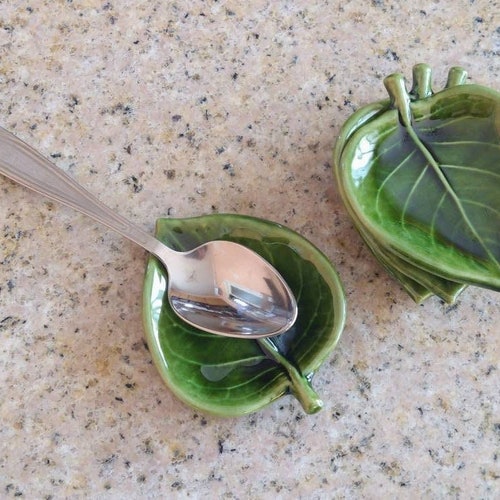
[334, 63, 500, 302]
[143, 214, 346, 416]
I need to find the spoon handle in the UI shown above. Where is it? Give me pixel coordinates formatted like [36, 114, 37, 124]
[0, 126, 169, 257]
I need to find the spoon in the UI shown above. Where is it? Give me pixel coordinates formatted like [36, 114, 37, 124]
[0, 126, 297, 338]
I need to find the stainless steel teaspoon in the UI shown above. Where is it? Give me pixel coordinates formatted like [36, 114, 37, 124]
[0, 127, 297, 338]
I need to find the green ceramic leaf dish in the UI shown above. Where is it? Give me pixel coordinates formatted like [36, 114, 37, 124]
[334, 63, 500, 302]
[143, 214, 346, 416]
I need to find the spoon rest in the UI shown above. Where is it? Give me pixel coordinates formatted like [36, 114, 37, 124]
[143, 214, 346, 416]
[334, 63, 500, 302]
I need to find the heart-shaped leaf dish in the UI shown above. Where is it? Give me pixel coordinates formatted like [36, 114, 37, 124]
[334, 63, 500, 303]
[143, 214, 346, 416]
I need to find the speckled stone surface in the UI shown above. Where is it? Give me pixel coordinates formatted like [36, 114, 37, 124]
[1, 1, 499, 498]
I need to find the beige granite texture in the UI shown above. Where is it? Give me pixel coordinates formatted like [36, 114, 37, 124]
[1, 1, 499, 498]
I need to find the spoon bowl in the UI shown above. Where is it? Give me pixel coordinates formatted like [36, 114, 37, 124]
[0, 126, 297, 338]
[159, 239, 297, 337]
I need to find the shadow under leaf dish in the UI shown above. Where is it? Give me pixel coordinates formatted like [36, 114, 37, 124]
[334, 63, 500, 303]
[143, 214, 346, 416]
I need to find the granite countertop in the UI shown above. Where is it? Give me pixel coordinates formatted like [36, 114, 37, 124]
[1, 1, 498, 498]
